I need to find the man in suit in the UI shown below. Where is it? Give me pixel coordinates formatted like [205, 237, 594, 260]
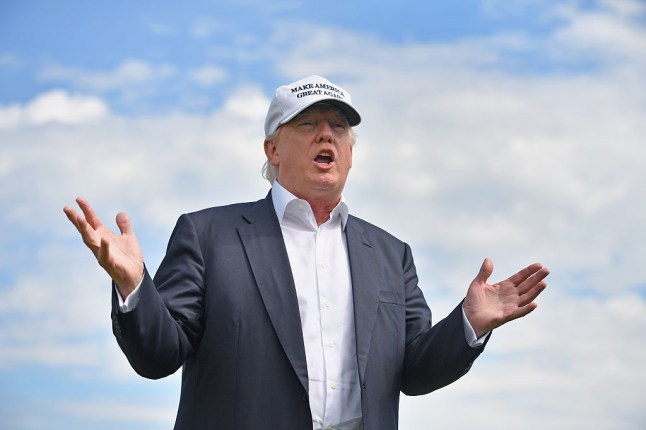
[64, 75, 549, 429]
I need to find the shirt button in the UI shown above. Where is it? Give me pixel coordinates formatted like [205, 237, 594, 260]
[326, 341, 335, 349]
[323, 299, 332, 308]
[330, 382, 337, 390]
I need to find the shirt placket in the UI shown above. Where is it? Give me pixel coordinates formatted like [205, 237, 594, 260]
[316, 219, 342, 428]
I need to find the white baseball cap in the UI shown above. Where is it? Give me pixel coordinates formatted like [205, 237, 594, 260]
[264, 75, 361, 136]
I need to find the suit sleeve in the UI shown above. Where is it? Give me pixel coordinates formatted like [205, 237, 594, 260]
[400, 243, 488, 395]
[111, 213, 206, 379]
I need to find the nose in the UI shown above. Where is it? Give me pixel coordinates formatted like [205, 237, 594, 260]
[315, 121, 334, 143]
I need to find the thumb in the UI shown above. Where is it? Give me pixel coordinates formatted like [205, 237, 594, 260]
[115, 212, 133, 236]
[474, 258, 494, 284]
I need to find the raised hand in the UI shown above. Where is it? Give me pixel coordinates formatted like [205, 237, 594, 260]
[463, 258, 549, 338]
[63, 197, 144, 299]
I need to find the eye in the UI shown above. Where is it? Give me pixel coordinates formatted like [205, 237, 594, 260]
[298, 119, 315, 128]
[331, 121, 348, 130]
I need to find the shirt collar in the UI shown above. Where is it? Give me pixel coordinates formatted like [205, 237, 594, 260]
[271, 181, 349, 230]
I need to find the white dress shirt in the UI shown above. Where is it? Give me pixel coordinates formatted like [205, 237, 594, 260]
[271, 181, 362, 430]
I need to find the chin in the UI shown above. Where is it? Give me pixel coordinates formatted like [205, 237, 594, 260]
[311, 175, 340, 189]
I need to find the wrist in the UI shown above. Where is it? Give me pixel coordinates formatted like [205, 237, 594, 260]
[115, 263, 145, 300]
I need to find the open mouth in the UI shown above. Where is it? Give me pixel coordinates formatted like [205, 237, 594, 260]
[314, 151, 334, 165]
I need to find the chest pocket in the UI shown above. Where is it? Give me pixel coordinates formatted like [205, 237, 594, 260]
[379, 290, 404, 305]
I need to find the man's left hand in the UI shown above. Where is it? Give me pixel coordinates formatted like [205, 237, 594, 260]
[463, 258, 550, 338]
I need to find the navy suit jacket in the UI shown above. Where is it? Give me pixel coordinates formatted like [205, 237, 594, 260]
[112, 192, 486, 429]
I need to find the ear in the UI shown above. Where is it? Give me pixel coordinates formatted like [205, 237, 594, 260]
[264, 138, 279, 166]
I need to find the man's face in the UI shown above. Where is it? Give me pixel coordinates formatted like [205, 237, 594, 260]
[264, 105, 353, 205]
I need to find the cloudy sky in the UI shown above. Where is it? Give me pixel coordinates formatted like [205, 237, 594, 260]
[1, 0, 645, 428]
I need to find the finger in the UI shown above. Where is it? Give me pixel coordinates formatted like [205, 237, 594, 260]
[63, 206, 82, 231]
[96, 236, 109, 266]
[76, 197, 104, 230]
[115, 212, 133, 236]
[473, 258, 493, 284]
[64, 204, 102, 256]
[76, 214, 101, 253]
[517, 267, 550, 296]
[518, 279, 548, 307]
[506, 262, 544, 287]
[509, 301, 539, 322]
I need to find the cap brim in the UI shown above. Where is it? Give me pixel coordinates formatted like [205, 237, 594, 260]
[319, 99, 361, 127]
[280, 98, 361, 129]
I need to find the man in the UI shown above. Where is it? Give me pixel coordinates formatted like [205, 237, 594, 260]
[64, 75, 549, 429]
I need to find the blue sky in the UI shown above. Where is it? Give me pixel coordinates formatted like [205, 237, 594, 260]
[1, 0, 603, 110]
[1, 0, 645, 429]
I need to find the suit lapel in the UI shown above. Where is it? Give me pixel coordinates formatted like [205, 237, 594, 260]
[237, 194, 309, 393]
[345, 217, 381, 384]
[236, 198, 382, 391]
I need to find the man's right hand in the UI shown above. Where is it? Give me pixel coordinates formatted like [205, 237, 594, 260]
[64, 197, 144, 299]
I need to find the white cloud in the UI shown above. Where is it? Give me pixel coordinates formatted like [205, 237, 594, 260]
[39, 59, 176, 92]
[262, 6, 646, 297]
[0, 90, 109, 128]
[604, 0, 646, 16]
[0, 104, 22, 128]
[552, 2, 646, 65]
[400, 291, 646, 429]
[187, 65, 229, 87]
[221, 84, 269, 119]
[190, 15, 223, 39]
[0, 84, 270, 371]
[27, 90, 108, 124]
[0, 52, 21, 68]
[0, 243, 108, 369]
[58, 398, 177, 424]
[143, 17, 176, 36]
